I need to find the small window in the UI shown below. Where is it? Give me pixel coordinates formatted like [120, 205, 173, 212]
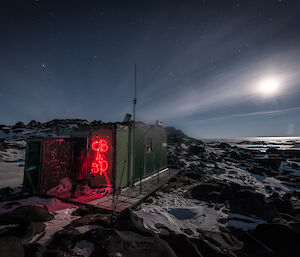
[146, 138, 152, 152]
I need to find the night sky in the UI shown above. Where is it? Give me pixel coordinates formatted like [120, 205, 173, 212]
[1, 0, 300, 138]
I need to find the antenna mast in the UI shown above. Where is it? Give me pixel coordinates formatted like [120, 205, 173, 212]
[133, 64, 137, 122]
[132, 64, 137, 185]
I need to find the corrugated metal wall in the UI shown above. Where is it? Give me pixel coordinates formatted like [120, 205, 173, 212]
[133, 123, 167, 180]
[115, 125, 130, 189]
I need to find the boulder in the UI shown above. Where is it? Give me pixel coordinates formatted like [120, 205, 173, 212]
[255, 158, 281, 170]
[47, 227, 82, 251]
[12, 122, 26, 129]
[189, 182, 232, 203]
[160, 233, 203, 257]
[27, 120, 41, 128]
[267, 196, 294, 214]
[24, 243, 44, 257]
[198, 230, 244, 251]
[0, 206, 54, 224]
[88, 228, 177, 257]
[21, 221, 45, 244]
[115, 209, 153, 236]
[166, 127, 187, 143]
[216, 143, 232, 149]
[251, 223, 300, 257]
[188, 145, 205, 155]
[229, 190, 279, 221]
[67, 213, 111, 227]
[0, 221, 45, 244]
[248, 166, 268, 176]
[43, 249, 65, 257]
[0, 236, 24, 257]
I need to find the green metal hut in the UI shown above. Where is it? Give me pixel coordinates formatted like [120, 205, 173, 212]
[23, 122, 168, 195]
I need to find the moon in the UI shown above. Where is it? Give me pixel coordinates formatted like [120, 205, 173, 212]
[257, 77, 280, 96]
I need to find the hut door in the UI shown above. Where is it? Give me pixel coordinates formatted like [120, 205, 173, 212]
[88, 129, 114, 188]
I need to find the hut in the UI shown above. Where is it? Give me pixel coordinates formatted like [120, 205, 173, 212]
[23, 122, 168, 199]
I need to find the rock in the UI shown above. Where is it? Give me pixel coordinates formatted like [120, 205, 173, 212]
[264, 185, 272, 193]
[288, 222, 300, 233]
[47, 236, 74, 252]
[189, 182, 232, 203]
[115, 209, 153, 236]
[229, 189, 279, 221]
[181, 228, 194, 236]
[0, 221, 45, 244]
[43, 249, 65, 257]
[190, 236, 234, 257]
[71, 205, 102, 216]
[21, 221, 46, 244]
[0, 236, 24, 257]
[228, 151, 251, 161]
[161, 233, 203, 257]
[12, 122, 26, 129]
[90, 120, 102, 127]
[185, 172, 204, 181]
[267, 196, 294, 214]
[216, 143, 232, 149]
[27, 120, 41, 128]
[24, 243, 44, 257]
[154, 223, 174, 235]
[255, 158, 282, 170]
[198, 230, 244, 254]
[249, 166, 268, 176]
[166, 127, 188, 143]
[47, 227, 82, 251]
[0, 206, 54, 224]
[0, 187, 14, 201]
[218, 218, 227, 224]
[67, 213, 111, 227]
[87, 228, 177, 257]
[251, 223, 300, 257]
[188, 145, 205, 155]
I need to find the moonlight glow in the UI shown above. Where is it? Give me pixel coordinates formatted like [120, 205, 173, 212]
[257, 77, 280, 96]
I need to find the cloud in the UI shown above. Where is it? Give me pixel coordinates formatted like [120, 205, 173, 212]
[191, 106, 300, 123]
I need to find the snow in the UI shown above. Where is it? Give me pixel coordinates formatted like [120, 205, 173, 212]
[135, 192, 227, 235]
[210, 161, 295, 196]
[0, 140, 25, 188]
[135, 190, 268, 236]
[136, 139, 300, 237]
[37, 207, 78, 246]
[75, 225, 101, 234]
[0, 195, 78, 246]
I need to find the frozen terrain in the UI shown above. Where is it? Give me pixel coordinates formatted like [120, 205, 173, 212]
[0, 120, 300, 257]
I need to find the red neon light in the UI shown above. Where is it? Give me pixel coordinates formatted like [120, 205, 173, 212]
[90, 138, 109, 176]
[91, 139, 109, 153]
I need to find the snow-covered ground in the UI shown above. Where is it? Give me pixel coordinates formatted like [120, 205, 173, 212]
[0, 141, 26, 188]
[136, 192, 227, 235]
[1, 124, 300, 255]
[135, 137, 300, 238]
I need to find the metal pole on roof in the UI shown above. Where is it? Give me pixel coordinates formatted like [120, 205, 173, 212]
[132, 64, 137, 186]
[133, 64, 137, 120]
